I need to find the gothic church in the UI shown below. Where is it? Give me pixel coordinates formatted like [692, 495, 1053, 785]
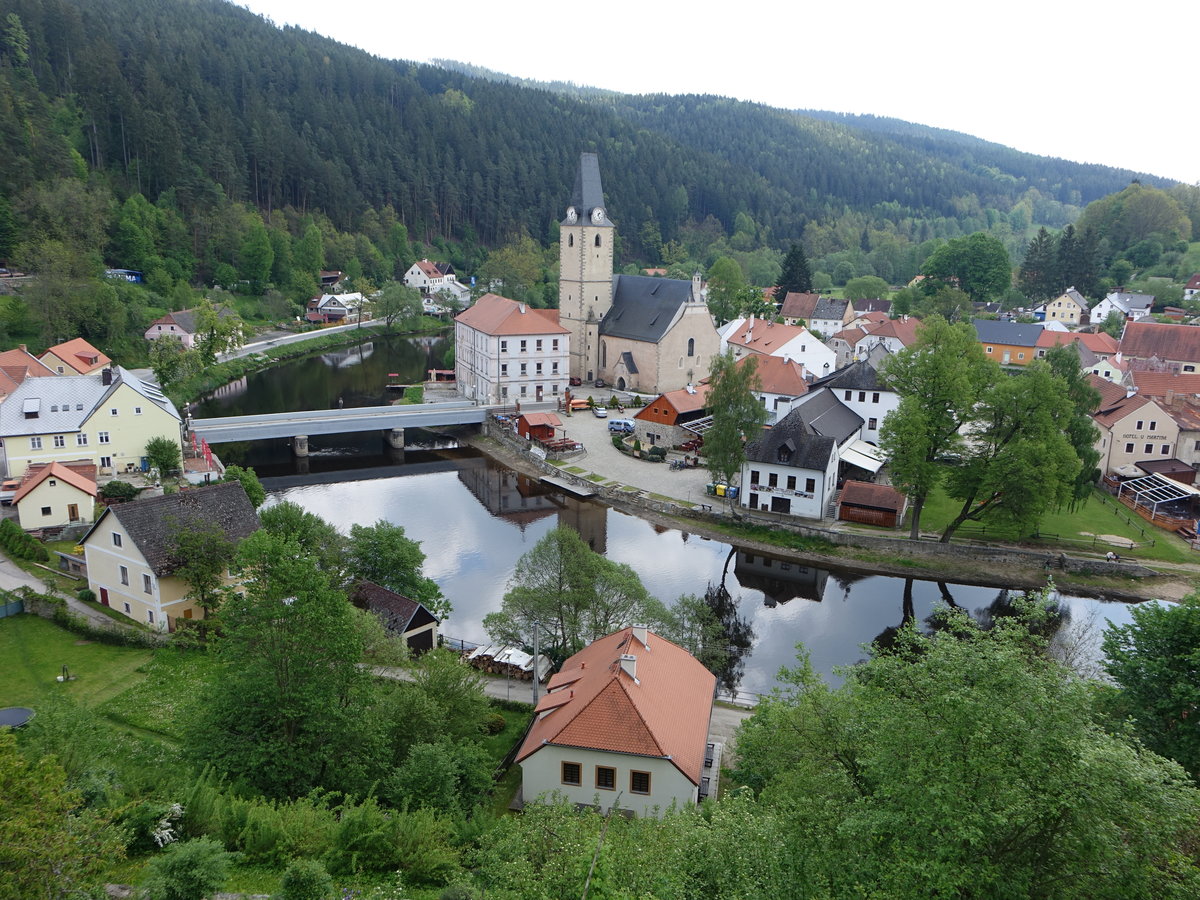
[558, 153, 719, 393]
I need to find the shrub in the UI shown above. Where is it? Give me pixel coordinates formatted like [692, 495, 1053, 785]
[99, 480, 140, 501]
[646, 446, 666, 462]
[280, 859, 335, 900]
[143, 837, 230, 900]
[611, 435, 625, 450]
[77, 588, 96, 603]
[0, 518, 49, 561]
[484, 712, 506, 735]
[145, 436, 182, 476]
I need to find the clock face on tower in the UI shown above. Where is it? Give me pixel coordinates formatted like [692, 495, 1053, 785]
[566, 206, 578, 224]
[591, 207, 605, 224]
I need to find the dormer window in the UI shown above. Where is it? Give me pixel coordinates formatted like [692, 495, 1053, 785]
[777, 438, 795, 464]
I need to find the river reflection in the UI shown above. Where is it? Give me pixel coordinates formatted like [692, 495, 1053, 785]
[264, 458, 1139, 698]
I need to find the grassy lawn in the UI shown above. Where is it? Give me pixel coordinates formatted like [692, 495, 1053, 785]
[0, 614, 154, 709]
[99, 648, 217, 740]
[915, 485, 1195, 564]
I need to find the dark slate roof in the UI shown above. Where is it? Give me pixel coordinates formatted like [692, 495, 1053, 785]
[813, 297, 849, 320]
[98, 482, 259, 576]
[566, 152, 609, 225]
[855, 298, 892, 315]
[745, 409, 836, 471]
[600, 275, 691, 343]
[350, 581, 439, 631]
[810, 359, 884, 392]
[971, 318, 1043, 347]
[788, 389, 863, 444]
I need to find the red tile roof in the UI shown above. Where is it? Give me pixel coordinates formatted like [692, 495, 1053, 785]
[1035, 330, 1118, 355]
[867, 316, 920, 346]
[13, 461, 97, 505]
[1131, 372, 1200, 399]
[455, 293, 568, 336]
[1185, 273, 1200, 292]
[839, 479, 905, 512]
[517, 627, 715, 784]
[634, 383, 710, 422]
[40, 338, 110, 374]
[779, 292, 821, 321]
[737, 354, 808, 396]
[1120, 321, 1200, 363]
[726, 320, 810, 355]
[519, 412, 563, 428]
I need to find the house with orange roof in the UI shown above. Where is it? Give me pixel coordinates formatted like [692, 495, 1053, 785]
[827, 325, 868, 368]
[1119, 320, 1200, 374]
[1035, 329, 1118, 360]
[851, 316, 921, 358]
[454, 293, 569, 404]
[1089, 375, 1179, 474]
[402, 258, 471, 302]
[778, 291, 821, 325]
[12, 460, 98, 530]
[718, 315, 836, 375]
[39, 338, 110, 375]
[737, 354, 809, 424]
[779, 292, 855, 334]
[633, 383, 711, 448]
[516, 625, 716, 817]
[0, 345, 57, 400]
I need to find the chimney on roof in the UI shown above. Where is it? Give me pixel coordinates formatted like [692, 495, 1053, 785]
[518, 302, 526, 314]
[101, 367, 113, 386]
[1166, 389, 1176, 406]
[619, 654, 638, 681]
[631, 624, 649, 648]
[1126, 387, 1137, 398]
[18, 344, 25, 352]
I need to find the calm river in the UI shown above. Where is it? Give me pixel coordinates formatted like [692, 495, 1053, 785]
[196, 333, 1139, 696]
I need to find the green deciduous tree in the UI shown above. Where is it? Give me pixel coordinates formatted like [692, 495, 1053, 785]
[1043, 343, 1102, 506]
[704, 350, 769, 489]
[166, 521, 236, 620]
[192, 298, 248, 364]
[731, 598, 1200, 900]
[1102, 594, 1200, 779]
[842, 275, 890, 301]
[260, 499, 345, 572]
[706, 256, 746, 326]
[346, 520, 447, 618]
[149, 337, 199, 388]
[189, 530, 379, 798]
[0, 730, 125, 900]
[921, 232, 1012, 302]
[373, 280, 423, 331]
[879, 316, 996, 537]
[483, 525, 658, 657]
[145, 435, 182, 475]
[938, 362, 1081, 541]
[773, 243, 813, 300]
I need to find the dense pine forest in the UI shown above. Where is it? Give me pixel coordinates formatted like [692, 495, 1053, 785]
[1, 0, 1198, 359]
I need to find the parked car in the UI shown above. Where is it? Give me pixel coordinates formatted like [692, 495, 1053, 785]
[594, 378, 606, 388]
[608, 418, 635, 434]
[0, 480, 18, 506]
[592, 406, 608, 418]
[569, 376, 582, 386]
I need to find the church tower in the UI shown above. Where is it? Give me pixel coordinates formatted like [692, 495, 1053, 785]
[558, 152, 614, 382]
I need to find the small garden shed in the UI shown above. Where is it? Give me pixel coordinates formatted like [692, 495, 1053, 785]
[516, 412, 562, 442]
[838, 480, 907, 528]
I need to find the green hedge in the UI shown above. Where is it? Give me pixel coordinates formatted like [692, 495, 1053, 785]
[0, 519, 49, 561]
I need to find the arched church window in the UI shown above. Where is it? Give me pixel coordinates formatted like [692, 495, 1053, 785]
[595, 235, 601, 247]
[687, 338, 695, 357]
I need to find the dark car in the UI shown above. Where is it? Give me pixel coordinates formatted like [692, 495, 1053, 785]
[569, 376, 582, 386]
[594, 378, 606, 388]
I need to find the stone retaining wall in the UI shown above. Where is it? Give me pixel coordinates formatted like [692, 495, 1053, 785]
[482, 418, 1158, 580]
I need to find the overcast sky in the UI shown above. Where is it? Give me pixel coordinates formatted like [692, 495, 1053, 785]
[237, 0, 1199, 186]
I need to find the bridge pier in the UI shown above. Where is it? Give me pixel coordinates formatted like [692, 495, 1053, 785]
[384, 428, 405, 450]
[292, 435, 309, 457]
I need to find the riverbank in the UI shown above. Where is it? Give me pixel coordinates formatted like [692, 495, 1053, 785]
[468, 431, 1199, 604]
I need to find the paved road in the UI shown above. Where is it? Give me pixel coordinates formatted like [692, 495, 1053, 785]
[0, 550, 115, 628]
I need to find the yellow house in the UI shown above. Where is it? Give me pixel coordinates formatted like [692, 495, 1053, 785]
[79, 482, 260, 631]
[1090, 377, 1180, 474]
[39, 338, 111, 375]
[0, 365, 182, 478]
[1042, 289, 1088, 325]
[12, 461, 97, 530]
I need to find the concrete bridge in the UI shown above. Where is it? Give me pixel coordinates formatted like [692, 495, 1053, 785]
[189, 401, 489, 456]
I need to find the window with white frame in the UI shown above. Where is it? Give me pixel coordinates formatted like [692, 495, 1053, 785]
[119, 565, 129, 585]
[143, 573, 152, 593]
[110, 408, 118, 416]
[77, 433, 88, 446]
[112, 533, 122, 547]
[53, 435, 65, 448]
[99, 432, 110, 444]
[134, 406, 142, 415]
[30, 437, 42, 449]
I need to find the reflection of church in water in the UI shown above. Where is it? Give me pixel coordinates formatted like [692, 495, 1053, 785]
[456, 458, 607, 551]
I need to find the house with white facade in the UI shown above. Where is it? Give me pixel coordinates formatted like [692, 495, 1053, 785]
[738, 355, 809, 425]
[0, 365, 182, 478]
[718, 316, 836, 377]
[1091, 291, 1154, 323]
[144, 306, 239, 349]
[454, 293, 569, 404]
[79, 482, 260, 631]
[402, 259, 471, 303]
[740, 407, 841, 519]
[516, 625, 715, 818]
[807, 359, 898, 445]
[1184, 273, 1200, 302]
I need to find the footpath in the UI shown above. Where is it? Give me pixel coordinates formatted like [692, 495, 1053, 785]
[0, 551, 117, 629]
